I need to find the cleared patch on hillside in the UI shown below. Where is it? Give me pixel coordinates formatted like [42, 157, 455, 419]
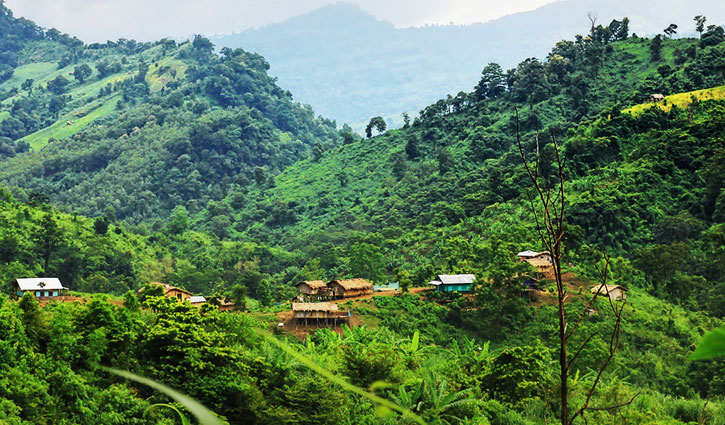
[21, 94, 121, 151]
[623, 85, 725, 115]
[0, 61, 58, 91]
[147, 56, 188, 93]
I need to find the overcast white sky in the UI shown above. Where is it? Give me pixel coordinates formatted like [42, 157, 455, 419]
[4, 0, 556, 42]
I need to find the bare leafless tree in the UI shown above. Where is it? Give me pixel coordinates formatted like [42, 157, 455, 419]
[515, 110, 634, 425]
[587, 12, 598, 38]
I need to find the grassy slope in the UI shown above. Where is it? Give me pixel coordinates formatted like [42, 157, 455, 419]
[21, 94, 122, 150]
[623, 84, 725, 115]
[1, 43, 190, 151]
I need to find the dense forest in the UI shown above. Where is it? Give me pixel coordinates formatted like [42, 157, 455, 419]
[1, 1, 725, 424]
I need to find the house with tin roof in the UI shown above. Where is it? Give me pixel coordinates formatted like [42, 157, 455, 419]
[428, 274, 476, 293]
[16, 278, 68, 299]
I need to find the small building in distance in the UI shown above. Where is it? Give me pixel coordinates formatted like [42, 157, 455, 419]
[374, 282, 400, 292]
[217, 299, 235, 312]
[518, 250, 555, 281]
[148, 282, 192, 302]
[428, 274, 476, 293]
[327, 279, 373, 298]
[590, 284, 628, 301]
[295, 280, 328, 295]
[650, 93, 665, 102]
[16, 278, 68, 299]
[189, 296, 207, 306]
[517, 250, 553, 263]
[292, 302, 350, 326]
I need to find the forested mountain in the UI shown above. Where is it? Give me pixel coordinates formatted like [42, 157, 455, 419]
[217, 25, 725, 314]
[0, 3, 341, 223]
[212, 0, 725, 128]
[1, 2, 725, 424]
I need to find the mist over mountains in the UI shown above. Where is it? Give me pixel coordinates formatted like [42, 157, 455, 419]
[213, 0, 725, 129]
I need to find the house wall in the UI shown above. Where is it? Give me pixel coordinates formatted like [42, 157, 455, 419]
[536, 254, 553, 263]
[17, 289, 61, 298]
[436, 284, 472, 293]
[609, 289, 626, 300]
[166, 289, 190, 301]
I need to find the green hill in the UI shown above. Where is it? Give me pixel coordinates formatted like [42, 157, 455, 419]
[0, 3, 342, 223]
[215, 27, 725, 320]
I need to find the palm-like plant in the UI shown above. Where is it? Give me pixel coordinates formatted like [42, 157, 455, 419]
[420, 372, 477, 425]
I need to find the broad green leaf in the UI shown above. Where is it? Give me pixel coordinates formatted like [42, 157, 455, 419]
[689, 327, 725, 361]
[411, 330, 420, 353]
[104, 367, 224, 425]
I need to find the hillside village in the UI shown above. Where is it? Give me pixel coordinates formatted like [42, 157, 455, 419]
[13, 247, 628, 334]
[0, 2, 723, 424]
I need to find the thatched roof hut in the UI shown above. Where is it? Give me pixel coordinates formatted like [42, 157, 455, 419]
[295, 280, 327, 295]
[327, 278, 373, 298]
[292, 302, 349, 322]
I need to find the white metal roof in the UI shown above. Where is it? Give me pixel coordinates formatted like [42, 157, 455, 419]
[517, 250, 539, 257]
[16, 278, 66, 291]
[189, 296, 207, 303]
[438, 274, 476, 284]
[428, 280, 443, 286]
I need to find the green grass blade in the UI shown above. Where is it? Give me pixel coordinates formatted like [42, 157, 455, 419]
[103, 367, 224, 425]
[145, 403, 192, 425]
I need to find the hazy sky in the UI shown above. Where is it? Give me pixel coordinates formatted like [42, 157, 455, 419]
[4, 0, 555, 42]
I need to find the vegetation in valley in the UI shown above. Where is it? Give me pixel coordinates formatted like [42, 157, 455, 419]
[0, 2, 724, 424]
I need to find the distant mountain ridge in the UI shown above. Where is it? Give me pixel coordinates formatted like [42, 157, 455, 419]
[212, 0, 725, 129]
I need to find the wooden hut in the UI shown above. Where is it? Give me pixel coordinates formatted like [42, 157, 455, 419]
[294, 280, 333, 301]
[295, 280, 326, 295]
[327, 279, 373, 298]
[292, 302, 349, 326]
[148, 282, 192, 302]
[590, 284, 628, 301]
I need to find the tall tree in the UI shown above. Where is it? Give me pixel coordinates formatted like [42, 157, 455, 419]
[650, 35, 663, 60]
[73, 63, 92, 83]
[365, 116, 387, 138]
[664, 23, 678, 38]
[694, 15, 707, 37]
[32, 212, 64, 274]
[516, 113, 630, 425]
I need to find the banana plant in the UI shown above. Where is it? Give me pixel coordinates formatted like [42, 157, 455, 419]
[391, 381, 425, 412]
[422, 372, 476, 425]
